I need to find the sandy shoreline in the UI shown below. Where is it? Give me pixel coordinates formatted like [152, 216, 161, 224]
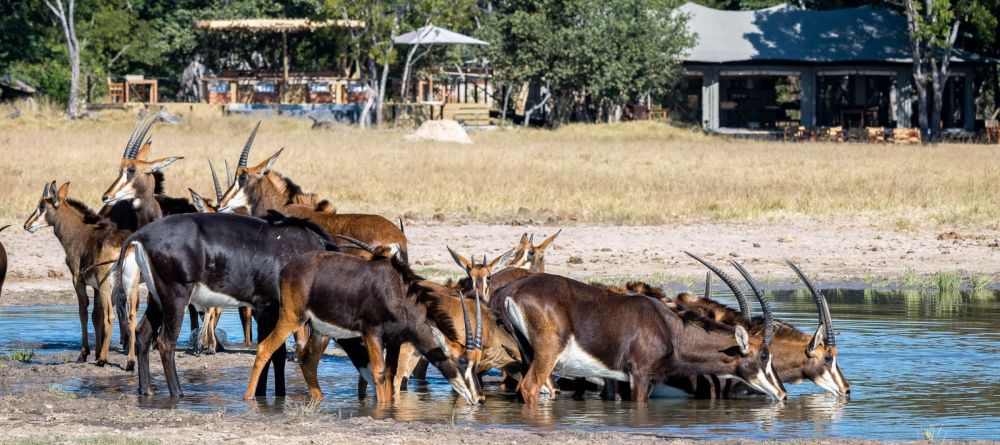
[2, 219, 997, 306]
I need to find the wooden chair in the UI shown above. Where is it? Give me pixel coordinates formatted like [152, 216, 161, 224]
[986, 120, 1000, 144]
[108, 82, 125, 103]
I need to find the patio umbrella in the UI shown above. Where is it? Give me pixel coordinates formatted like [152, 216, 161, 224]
[393, 25, 487, 46]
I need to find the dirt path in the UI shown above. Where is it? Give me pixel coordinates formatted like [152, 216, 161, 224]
[3, 218, 997, 306]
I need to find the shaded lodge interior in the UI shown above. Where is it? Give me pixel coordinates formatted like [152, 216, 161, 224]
[677, 2, 991, 132]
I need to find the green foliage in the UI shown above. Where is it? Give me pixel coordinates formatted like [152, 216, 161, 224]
[486, 0, 693, 123]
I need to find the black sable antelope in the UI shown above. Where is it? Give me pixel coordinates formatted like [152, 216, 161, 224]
[0, 224, 9, 297]
[24, 182, 131, 366]
[682, 253, 850, 397]
[497, 273, 787, 404]
[215, 123, 408, 260]
[188, 161, 255, 351]
[244, 236, 480, 406]
[113, 211, 334, 397]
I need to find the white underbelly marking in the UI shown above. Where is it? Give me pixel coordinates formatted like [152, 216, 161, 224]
[553, 336, 629, 382]
[306, 310, 361, 339]
[189, 283, 248, 311]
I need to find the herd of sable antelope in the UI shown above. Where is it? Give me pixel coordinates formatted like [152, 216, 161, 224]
[10, 116, 850, 408]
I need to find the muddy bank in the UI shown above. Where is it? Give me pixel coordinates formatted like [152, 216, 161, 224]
[3, 219, 998, 306]
[0, 387, 984, 445]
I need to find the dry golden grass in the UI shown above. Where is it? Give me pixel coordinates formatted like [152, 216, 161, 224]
[1, 111, 998, 227]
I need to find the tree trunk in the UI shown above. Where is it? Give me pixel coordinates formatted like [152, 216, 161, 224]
[929, 66, 944, 139]
[377, 58, 390, 126]
[501, 83, 511, 124]
[44, 0, 80, 119]
[915, 78, 929, 140]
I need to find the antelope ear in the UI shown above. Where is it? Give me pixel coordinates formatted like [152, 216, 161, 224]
[135, 139, 153, 161]
[56, 182, 70, 201]
[734, 325, 750, 355]
[189, 189, 208, 213]
[48, 181, 59, 207]
[807, 323, 825, 356]
[518, 233, 530, 248]
[256, 148, 284, 174]
[537, 229, 562, 251]
[489, 247, 515, 271]
[144, 156, 182, 173]
[447, 246, 472, 272]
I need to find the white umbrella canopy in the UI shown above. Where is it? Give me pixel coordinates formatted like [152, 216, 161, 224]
[394, 25, 487, 45]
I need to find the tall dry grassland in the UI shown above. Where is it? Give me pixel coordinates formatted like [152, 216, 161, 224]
[1, 113, 997, 227]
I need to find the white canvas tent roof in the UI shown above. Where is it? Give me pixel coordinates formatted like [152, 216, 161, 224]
[394, 25, 487, 45]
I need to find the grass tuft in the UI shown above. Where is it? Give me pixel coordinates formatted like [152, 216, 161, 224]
[3, 344, 34, 362]
[930, 272, 960, 291]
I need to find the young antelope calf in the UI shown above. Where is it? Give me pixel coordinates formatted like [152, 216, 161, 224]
[24, 182, 132, 366]
[245, 237, 481, 406]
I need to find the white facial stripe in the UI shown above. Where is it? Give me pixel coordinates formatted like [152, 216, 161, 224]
[220, 187, 248, 212]
[449, 377, 475, 405]
[105, 170, 134, 204]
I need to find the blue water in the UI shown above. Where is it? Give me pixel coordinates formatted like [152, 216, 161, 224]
[1, 289, 997, 441]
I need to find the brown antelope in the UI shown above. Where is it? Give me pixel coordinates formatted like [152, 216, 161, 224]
[507, 230, 560, 272]
[497, 272, 787, 404]
[392, 249, 517, 394]
[101, 117, 202, 360]
[24, 182, 132, 367]
[0, 225, 9, 297]
[679, 253, 850, 397]
[244, 236, 480, 406]
[215, 123, 408, 260]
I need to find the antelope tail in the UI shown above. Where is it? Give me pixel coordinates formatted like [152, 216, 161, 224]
[132, 241, 162, 307]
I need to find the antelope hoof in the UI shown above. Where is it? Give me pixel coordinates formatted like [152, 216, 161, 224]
[126, 361, 135, 373]
[95, 360, 107, 367]
[76, 354, 88, 364]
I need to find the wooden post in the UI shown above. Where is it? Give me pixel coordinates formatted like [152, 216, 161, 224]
[282, 31, 289, 103]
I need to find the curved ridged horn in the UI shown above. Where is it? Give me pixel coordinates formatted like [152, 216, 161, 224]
[335, 234, 375, 255]
[209, 161, 223, 201]
[684, 251, 752, 321]
[459, 292, 473, 351]
[224, 160, 234, 186]
[0, 224, 9, 233]
[474, 291, 483, 350]
[128, 117, 158, 159]
[238, 121, 262, 168]
[122, 118, 148, 158]
[729, 260, 774, 345]
[786, 260, 835, 348]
